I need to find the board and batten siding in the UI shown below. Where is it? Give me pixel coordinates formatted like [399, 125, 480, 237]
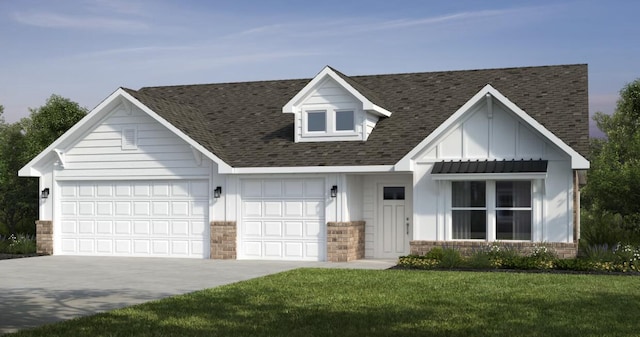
[412, 98, 574, 243]
[56, 104, 211, 180]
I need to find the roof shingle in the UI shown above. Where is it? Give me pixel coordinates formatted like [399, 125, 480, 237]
[130, 64, 588, 168]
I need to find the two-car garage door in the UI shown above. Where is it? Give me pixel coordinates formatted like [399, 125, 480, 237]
[57, 178, 326, 261]
[239, 178, 326, 261]
[59, 180, 208, 258]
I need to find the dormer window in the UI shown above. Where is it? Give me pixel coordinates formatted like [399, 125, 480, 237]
[336, 110, 355, 131]
[307, 111, 327, 132]
[302, 105, 358, 139]
[283, 66, 393, 143]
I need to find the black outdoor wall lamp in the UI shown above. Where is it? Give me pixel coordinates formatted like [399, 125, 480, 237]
[330, 185, 338, 198]
[214, 186, 222, 198]
[41, 188, 50, 199]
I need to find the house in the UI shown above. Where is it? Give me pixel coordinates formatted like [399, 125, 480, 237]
[19, 64, 589, 261]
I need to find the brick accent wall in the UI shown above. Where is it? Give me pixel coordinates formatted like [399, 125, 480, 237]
[35, 220, 53, 255]
[210, 221, 237, 259]
[327, 221, 365, 262]
[410, 240, 578, 259]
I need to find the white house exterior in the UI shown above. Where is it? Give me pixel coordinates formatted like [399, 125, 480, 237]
[20, 64, 589, 261]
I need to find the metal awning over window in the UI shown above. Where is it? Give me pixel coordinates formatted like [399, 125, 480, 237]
[431, 159, 548, 180]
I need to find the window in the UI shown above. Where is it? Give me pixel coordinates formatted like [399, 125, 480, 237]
[383, 187, 405, 200]
[336, 110, 355, 131]
[452, 181, 486, 239]
[450, 180, 532, 241]
[496, 181, 532, 240]
[307, 111, 326, 132]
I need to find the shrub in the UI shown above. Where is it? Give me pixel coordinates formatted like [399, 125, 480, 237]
[397, 255, 438, 269]
[0, 234, 37, 254]
[438, 248, 463, 268]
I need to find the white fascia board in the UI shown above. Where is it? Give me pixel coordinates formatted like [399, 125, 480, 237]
[18, 88, 126, 177]
[118, 90, 234, 173]
[394, 84, 590, 171]
[230, 165, 396, 174]
[431, 172, 547, 181]
[282, 66, 392, 117]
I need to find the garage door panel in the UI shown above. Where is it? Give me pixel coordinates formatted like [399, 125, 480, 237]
[96, 202, 113, 216]
[61, 221, 76, 234]
[305, 221, 322, 237]
[284, 221, 303, 237]
[305, 201, 323, 217]
[96, 240, 112, 253]
[240, 178, 325, 261]
[191, 221, 206, 235]
[61, 202, 77, 216]
[264, 242, 283, 257]
[244, 221, 262, 236]
[133, 240, 150, 254]
[284, 201, 303, 217]
[115, 240, 131, 254]
[264, 221, 282, 237]
[133, 221, 150, 235]
[284, 242, 303, 258]
[60, 180, 208, 258]
[78, 220, 94, 234]
[264, 202, 282, 217]
[78, 239, 94, 253]
[97, 221, 112, 234]
[263, 180, 282, 197]
[171, 221, 189, 235]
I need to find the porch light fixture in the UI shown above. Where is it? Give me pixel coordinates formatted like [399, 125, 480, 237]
[214, 186, 222, 198]
[41, 188, 50, 199]
[330, 185, 338, 198]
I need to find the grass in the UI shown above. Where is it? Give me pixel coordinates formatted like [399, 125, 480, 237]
[9, 268, 640, 337]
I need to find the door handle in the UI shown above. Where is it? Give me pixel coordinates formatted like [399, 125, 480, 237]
[406, 222, 409, 235]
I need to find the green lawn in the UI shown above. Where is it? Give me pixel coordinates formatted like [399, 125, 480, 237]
[10, 269, 640, 337]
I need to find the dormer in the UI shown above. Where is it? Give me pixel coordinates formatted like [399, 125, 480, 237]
[283, 66, 392, 142]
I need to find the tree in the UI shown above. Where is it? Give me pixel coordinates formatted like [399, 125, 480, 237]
[22, 95, 88, 160]
[0, 96, 87, 235]
[582, 79, 640, 244]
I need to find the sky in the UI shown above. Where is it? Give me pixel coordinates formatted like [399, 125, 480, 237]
[1, 1, 639, 137]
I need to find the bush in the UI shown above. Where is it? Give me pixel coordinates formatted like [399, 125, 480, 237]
[438, 248, 463, 268]
[397, 243, 640, 273]
[0, 234, 37, 254]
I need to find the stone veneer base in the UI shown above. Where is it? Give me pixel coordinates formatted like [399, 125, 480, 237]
[210, 221, 237, 259]
[410, 240, 578, 259]
[327, 221, 365, 262]
[35, 220, 53, 255]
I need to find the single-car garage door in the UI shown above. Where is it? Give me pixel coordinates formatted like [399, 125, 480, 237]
[240, 178, 326, 261]
[58, 180, 209, 258]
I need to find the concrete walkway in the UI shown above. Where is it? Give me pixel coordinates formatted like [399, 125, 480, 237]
[0, 256, 395, 334]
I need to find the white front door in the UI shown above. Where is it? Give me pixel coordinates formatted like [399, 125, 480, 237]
[377, 185, 410, 258]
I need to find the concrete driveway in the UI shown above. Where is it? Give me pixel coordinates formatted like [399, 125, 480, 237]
[0, 256, 394, 334]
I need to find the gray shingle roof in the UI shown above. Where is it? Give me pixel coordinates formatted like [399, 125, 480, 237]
[129, 64, 588, 168]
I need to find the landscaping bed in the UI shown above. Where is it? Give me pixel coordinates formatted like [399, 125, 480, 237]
[398, 243, 640, 274]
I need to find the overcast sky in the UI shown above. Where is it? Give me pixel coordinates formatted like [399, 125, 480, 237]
[1, 0, 638, 137]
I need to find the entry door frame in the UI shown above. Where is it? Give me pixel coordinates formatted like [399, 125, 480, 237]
[375, 182, 413, 258]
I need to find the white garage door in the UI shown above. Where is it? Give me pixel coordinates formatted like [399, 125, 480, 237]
[240, 178, 326, 261]
[58, 180, 209, 258]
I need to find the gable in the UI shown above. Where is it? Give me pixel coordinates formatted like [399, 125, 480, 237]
[395, 85, 589, 170]
[54, 102, 211, 180]
[422, 98, 566, 162]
